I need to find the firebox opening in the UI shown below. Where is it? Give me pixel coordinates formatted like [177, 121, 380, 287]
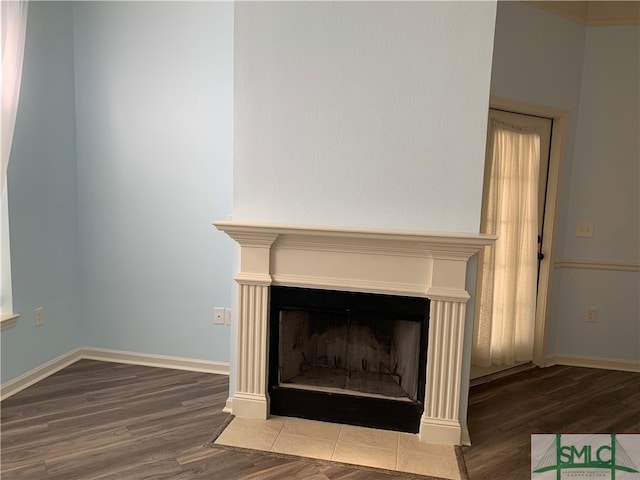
[278, 310, 421, 402]
[269, 286, 429, 433]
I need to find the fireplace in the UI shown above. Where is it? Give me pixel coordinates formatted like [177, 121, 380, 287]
[214, 221, 495, 445]
[269, 286, 429, 432]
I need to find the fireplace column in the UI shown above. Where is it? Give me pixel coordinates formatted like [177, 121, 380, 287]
[419, 250, 474, 445]
[230, 232, 278, 419]
[420, 294, 468, 444]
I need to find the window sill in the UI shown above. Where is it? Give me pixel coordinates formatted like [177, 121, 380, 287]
[1, 313, 20, 331]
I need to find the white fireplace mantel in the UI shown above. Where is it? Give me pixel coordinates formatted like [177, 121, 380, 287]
[214, 220, 495, 445]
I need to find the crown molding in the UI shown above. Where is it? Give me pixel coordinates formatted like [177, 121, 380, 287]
[525, 1, 640, 26]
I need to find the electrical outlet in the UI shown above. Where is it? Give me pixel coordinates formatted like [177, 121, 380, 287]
[214, 307, 225, 325]
[35, 307, 44, 327]
[576, 222, 594, 238]
[585, 307, 598, 323]
[224, 308, 232, 326]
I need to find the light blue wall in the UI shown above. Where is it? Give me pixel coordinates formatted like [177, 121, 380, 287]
[550, 25, 639, 360]
[2, 2, 82, 383]
[562, 26, 639, 264]
[2, 1, 235, 385]
[73, 1, 234, 362]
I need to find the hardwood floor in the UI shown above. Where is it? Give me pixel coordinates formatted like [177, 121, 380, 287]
[1, 360, 437, 480]
[463, 365, 640, 480]
[1, 360, 638, 479]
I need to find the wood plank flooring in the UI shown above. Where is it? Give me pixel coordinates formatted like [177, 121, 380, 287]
[1, 360, 437, 480]
[463, 365, 640, 480]
[1, 360, 638, 479]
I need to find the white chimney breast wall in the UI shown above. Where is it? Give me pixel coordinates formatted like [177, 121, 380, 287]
[233, 1, 497, 233]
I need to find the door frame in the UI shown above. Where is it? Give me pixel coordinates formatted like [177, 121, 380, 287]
[478, 96, 568, 368]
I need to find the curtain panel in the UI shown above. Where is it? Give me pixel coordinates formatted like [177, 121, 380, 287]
[1, 0, 29, 189]
[473, 119, 540, 367]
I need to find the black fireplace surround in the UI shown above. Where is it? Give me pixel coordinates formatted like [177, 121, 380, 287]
[268, 286, 429, 433]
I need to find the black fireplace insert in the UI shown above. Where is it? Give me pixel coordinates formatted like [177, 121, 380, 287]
[268, 286, 429, 433]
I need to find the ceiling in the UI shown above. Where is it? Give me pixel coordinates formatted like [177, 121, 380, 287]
[525, 1, 640, 25]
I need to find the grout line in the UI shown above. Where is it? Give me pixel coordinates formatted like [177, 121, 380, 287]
[395, 430, 400, 471]
[266, 431, 278, 452]
[331, 425, 343, 461]
[268, 417, 287, 452]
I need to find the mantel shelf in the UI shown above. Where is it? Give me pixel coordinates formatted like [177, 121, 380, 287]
[214, 220, 496, 256]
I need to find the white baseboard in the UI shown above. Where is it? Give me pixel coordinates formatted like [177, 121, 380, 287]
[460, 425, 471, 446]
[223, 396, 234, 414]
[419, 417, 462, 445]
[1, 347, 230, 401]
[1, 348, 83, 401]
[546, 354, 640, 373]
[78, 347, 230, 375]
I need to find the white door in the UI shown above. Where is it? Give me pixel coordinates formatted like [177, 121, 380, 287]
[471, 108, 552, 380]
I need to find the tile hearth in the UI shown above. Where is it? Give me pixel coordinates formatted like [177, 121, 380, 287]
[214, 416, 463, 479]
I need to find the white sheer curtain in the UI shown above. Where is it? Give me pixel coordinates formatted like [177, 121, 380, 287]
[2, 0, 29, 189]
[472, 119, 540, 367]
[1, 0, 28, 317]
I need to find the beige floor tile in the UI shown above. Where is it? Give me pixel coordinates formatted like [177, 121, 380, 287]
[280, 417, 342, 441]
[228, 416, 286, 435]
[338, 424, 399, 449]
[215, 416, 461, 480]
[398, 433, 457, 457]
[214, 424, 278, 452]
[397, 450, 461, 480]
[332, 441, 397, 470]
[271, 433, 336, 460]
